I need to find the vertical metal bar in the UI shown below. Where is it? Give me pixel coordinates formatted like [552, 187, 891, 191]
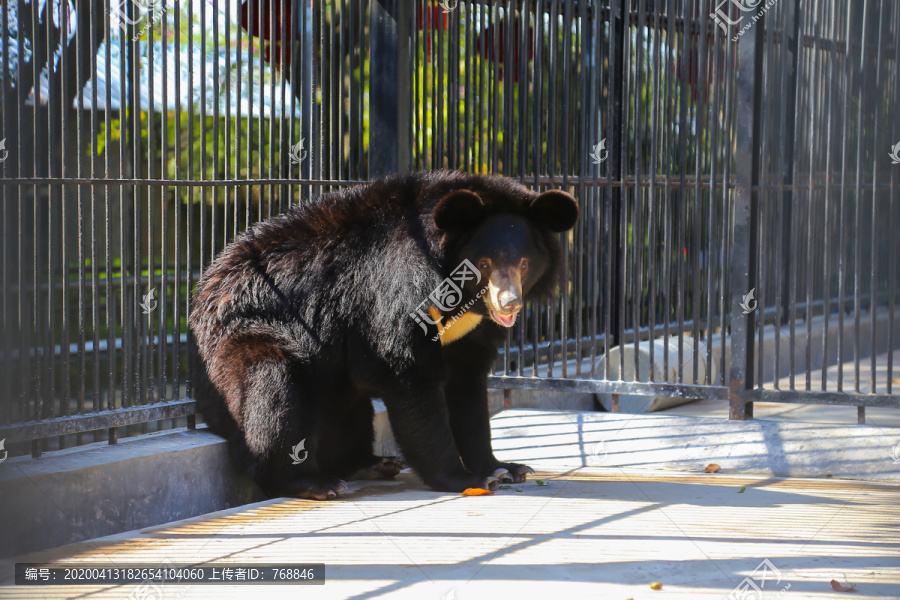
[173, 0, 183, 411]
[868, 0, 882, 398]
[674, 0, 688, 383]
[234, 0, 244, 239]
[662, 0, 675, 382]
[887, 0, 899, 396]
[574, 0, 587, 378]
[0, 0, 11, 430]
[632, 0, 644, 385]
[707, 2, 723, 386]
[729, 6, 764, 421]
[337, 0, 345, 182]
[804, 0, 818, 392]
[350, 0, 359, 175]
[103, 0, 115, 442]
[852, 2, 866, 395]
[211, 0, 220, 252]
[274, 0, 283, 211]
[559, 0, 572, 379]
[130, 0, 143, 415]
[186, 0, 198, 409]
[532, 0, 542, 377]
[760, 0, 775, 390]
[89, 0, 101, 431]
[517, 0, 528, 376]
[159, 0, 169, 408]
[647, 0, 660, 384]
[369, 0, 410, 176]
[784, 0, 801, 391]
[820, 0, 836, 393]
[836, 2, 851, 394]
[691, 0, 707, 385]
[118, 0, 131, 414]
[720, 6, 736, 386]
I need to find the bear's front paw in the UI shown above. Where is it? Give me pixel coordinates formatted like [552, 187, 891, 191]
[496, 463, 535, 484]
[478, 473, 503, 492]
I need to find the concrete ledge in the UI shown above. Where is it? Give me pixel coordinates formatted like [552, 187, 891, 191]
[0, 427, 264, 559]
[490, 408, 900, 482]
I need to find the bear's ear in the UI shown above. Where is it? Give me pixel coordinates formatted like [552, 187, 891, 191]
[529, 190, 579, 232]
[434, 190, 484, 230]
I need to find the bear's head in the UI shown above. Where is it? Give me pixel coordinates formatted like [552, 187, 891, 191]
[433, 185, 578, 329]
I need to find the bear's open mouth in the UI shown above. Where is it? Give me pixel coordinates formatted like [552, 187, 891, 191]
[489, 310, 519, 328]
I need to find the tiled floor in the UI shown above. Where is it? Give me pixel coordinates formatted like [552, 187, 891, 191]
[2, 469, 898, 599]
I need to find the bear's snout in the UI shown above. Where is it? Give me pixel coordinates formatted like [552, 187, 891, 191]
[486, 267, 523, 327]
[497, 288, 522, 314]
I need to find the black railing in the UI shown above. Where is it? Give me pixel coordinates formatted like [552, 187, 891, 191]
[1, 0, 898, 458]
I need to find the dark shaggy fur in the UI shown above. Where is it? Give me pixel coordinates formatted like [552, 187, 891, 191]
[188, 171, 577, 499]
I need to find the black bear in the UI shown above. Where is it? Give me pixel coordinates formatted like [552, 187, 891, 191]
[188, 171, 578, 500]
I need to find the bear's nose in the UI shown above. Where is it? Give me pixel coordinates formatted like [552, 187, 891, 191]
[498, 290, 523, 314]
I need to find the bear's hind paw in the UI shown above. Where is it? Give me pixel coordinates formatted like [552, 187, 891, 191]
[282, 477, 348, 501]
[351, 456, 406, 481]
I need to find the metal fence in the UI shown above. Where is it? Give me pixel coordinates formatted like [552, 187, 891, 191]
[1, 0, 898, 458]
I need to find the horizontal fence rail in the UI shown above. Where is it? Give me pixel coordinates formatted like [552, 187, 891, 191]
[0, 0, 897, 458]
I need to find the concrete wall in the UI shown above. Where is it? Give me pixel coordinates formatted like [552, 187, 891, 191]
[0, 427, 264, 559]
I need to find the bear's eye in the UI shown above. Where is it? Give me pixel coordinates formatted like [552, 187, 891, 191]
[479, 259, 490, 271]
[521, 259, 529, 271]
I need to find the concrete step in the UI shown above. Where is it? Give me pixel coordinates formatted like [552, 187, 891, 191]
[490, 409, 900, 482]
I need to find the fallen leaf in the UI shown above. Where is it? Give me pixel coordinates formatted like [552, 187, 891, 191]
[515, 487, 523, 492]
[704, 463, 720, 473]
[536, 480, 550, 486]
[500, 485, 512, 490]
[830, 579, 856, 592]
[738, 487, 746, 493]
[649, 581, 663, 590]
[462, 488, 494, 496]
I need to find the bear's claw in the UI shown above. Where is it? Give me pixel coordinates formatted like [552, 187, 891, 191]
[493, 468, 513, 483]
[498, 463, 534, 483]
[481, 475, 501, 492]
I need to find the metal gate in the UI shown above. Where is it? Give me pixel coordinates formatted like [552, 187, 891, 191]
[1, 0, 898, 459]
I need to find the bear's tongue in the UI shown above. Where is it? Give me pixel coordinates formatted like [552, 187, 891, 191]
[492, 311, 517, 327]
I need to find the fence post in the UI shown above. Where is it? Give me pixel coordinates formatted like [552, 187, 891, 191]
[369, 0, 411, 177]
[729, 12, 764, 420]
[609, 0, 626, 349]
